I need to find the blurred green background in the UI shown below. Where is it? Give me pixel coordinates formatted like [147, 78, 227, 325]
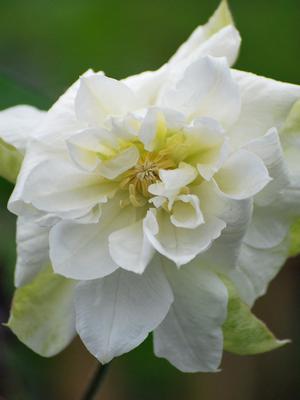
[0, 0, 300, 399]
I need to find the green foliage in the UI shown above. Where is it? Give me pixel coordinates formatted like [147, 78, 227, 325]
[221, 276, 289, 355]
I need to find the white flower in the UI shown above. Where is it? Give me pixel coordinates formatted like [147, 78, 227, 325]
[1, 0, 300, 372]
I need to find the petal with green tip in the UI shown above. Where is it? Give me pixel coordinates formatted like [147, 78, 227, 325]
[7, 267, 77, 357]
[221, 275, 289, 355]
[0, 138, 23, 183]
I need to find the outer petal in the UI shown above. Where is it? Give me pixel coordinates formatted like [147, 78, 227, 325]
[8, 140, 59, 216]
[143, 208, 225, 266]
[7, 267, 76, 357]
[33, 70, 94, 149]
[214, 149, 271, 200]
[22, 157, 116, 217]
[158, 56, 241, 129]
[244, 128, 291, 206]
[0, 105, 45, 152]
[168, 0, 240, 68]
[108, 219, 155, 274]
[229, 70, 300, 147]
[123, 0, 240, 105]
[75, 73, 139, 127]
[154, 259, 227, 372]
[75, 261, 173, 363]
[229, 239, 289, 306]
[15, 217, 50, 287]
[49, 199, 136, 280]
[194, 180, 253, 272]
[281, 99, 300, 182]
[243, 204, 290, 249]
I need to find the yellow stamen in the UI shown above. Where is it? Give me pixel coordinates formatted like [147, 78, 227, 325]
[119, 151, 175, 207]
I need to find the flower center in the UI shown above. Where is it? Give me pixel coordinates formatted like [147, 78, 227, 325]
[119, 151, 175, 207]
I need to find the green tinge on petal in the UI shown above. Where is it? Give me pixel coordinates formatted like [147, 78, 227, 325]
[206, 0, 234, 37]
[221, 275, 289, 355]
[289, 218, 300, 257]
[282, 99, 300, 135]
[0, 138, 23, 183]
[6, 266, 77, 357]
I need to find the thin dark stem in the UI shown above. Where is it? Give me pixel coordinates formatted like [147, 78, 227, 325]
[82, 363, 110, 400]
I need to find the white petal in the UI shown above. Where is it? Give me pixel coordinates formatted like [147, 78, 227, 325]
[8, 140, 59, 216]
[139, 107, 185, 152]
[148, 162, 198, 208]
[158, 56, 241, 128]
[143, 208, 225, 266]
[161, 162, 197, 189]
[230, 239, 289, 306]
[169, 0, 239, 67]
[229, 70, 300, 147]
[244, 204, 290, 249]
[75, 261, 173, 363]
[184, 117, 229, 180]
[15, 217, 50, 287]
[97, 145, 140, 179]
[67, 128, 118, 172]
[214, 149, 271, 199]
[49, 199, 136, 280]
[109, 219, 155, 274]
[170, 194, 204, 229]
[123, 1, 240, 105]
[244, 128, 291, 206]
[22, 157, 115, 217]
[123, 68, 167, 107]
[195, 180, 253, 272]
[34, 70, 94, 148]
[8, 268, 77, 358]
[0, 105, 45, 152]
[154, 259, 227, 372]
[75, 73, 139, 126]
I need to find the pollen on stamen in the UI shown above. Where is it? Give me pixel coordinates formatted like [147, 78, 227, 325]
[119, 151, 176, 207]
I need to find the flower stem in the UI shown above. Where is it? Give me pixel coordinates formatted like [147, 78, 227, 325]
[82, 363, 110, 400]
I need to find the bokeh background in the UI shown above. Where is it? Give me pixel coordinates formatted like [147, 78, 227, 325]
[0, 0, 300, 399]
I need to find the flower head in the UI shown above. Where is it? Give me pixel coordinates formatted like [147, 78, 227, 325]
[1, 0, 300, 372]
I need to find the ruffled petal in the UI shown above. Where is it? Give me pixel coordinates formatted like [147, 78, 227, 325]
[158, 56, 241, 128]
[154, 259, 227, 372]
[229, 70, 300, 147]
[75, 261, 173, 363]
[49, 199, 136, 280]
[229, 239, 289, 306]
[108, 219, 155, 274]
[21, 157, 116, 218]
[75, 73, 139, 127]
[214, 149, 271, 199]
[0, 105, 45, 152]
[244, 128, 291, 206]
[170, 194, 204, 229]
[15, 217, 50, 287]
[143, 208, 225, 266]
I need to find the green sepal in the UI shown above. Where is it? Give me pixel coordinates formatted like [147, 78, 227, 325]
[221, 275, 289, 355]
[289, 218, 300, 257]
[0, 138, 23, 183]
